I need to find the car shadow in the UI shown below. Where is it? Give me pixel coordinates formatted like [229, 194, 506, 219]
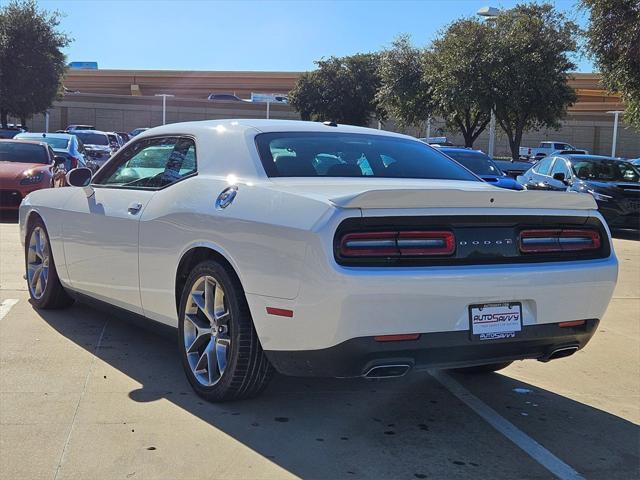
[34, 303, 639, 479]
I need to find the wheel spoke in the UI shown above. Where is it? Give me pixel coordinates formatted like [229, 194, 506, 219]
[30, 266, 42, 289]
[204, 278, 216, 322]
[184, 314, 212, 354]
[215, 336, 229, 375]
[194, 339, 212, 374]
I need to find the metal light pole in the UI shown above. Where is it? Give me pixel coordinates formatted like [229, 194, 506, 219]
[488, 111, 496, 158]
[155, 94, 174, 125]
[44, 111, 50, 133]
[426, 116, 432, 140]
[477, 7, 500, 158]
[607, 110, 623, 157]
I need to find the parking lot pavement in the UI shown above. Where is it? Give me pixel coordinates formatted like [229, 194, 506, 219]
[1, 219, 638, 480]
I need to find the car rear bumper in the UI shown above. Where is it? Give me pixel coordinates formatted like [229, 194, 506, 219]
[247, 255, 617, 352]
[264, 319, 599, 377]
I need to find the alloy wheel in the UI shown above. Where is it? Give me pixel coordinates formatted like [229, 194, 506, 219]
[183, 275, 231, 386]
[27, 226, 50, 300]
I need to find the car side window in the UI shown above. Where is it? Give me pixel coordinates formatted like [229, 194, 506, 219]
[94, 136, 197, 189]
[550, 158, 570, 178]
[533, 157, 553, 175]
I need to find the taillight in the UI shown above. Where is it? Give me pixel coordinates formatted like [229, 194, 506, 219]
[69, 156, 79, 169]
[339, 230, 455, 258]
[519, 228, 601, 253]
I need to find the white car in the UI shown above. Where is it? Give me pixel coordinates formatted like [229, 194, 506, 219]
[19, 119, 618, 402]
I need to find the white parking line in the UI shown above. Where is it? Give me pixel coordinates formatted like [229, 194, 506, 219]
[432, 371, 584, 480]
[0, 299, 19, 320]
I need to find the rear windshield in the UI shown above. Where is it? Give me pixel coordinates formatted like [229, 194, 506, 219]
[75, 132, 109, 145]
[17, 135, 69, 149]
[440, 149, 501, 176]
[255, 132, 479, 181]
[0, 142, 48, 163]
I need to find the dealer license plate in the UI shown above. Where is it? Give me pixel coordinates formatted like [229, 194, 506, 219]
[469, 302, 522, 341]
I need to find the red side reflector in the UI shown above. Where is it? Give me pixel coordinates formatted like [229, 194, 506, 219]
[374, 333, 421, 342]
[559, 320, 586, 328]
[266, 307, 294, 318]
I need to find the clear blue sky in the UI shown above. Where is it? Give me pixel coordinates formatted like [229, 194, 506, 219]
[40, 0, 593, 72]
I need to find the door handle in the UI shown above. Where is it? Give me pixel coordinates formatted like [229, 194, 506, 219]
[128, 202, 143, 215]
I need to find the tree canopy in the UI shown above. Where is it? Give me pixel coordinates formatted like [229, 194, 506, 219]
[582, 0, 640, 129]
[485, 3, 579, 159]
[0, 0, 70, 128]
[288, 53, 382, 126]
[377, 36, 432, 128]
[425, 19, 493, 147]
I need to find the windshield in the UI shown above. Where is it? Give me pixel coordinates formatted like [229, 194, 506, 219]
[440, 150, 501, 176]
[0, 142, 48, 163]
[572, 158, 640, 182]
[74, 132, 109, 146]
[16, 135, 69, 150]
[255, 133, 479, 181]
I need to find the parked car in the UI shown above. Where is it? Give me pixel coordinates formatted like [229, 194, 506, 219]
[66, 124, 95, 131]
[130, 127, 149, 137]
[629, 158, 640, 167]
[521, 141, 587, 161]
[70, 130, 113, 171]
[0, 139, 64, 209]
[436, 147, 524, 190]
[207, 93, 247, 102]
[116, 131, 131, 143]
[18, 119, 617, 401]
[517, 153, 640, 229]
[14, 132, 87, 173]
[106, 132, 124, 151]
[492, 159, 537, 178]
[0, 126, 25, 139]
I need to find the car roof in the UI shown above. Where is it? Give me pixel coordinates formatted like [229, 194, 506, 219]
[561, 154, 621, 161]
[135, 119, 418, 141]
[16, 132, 75, 140]
[437, 147, 486, 154]
[0, 138, 49, 147]
[72, 129, 108, 134]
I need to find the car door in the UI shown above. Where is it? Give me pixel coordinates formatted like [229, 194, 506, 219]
[524, 156, 554, 189]
[62, 136, 181, 314]
[547, 157, 571, 191]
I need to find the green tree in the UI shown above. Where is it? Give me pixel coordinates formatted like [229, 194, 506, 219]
[425, 20, 493, 147]
[0, 0, 70, 128]
[486, 3, 578, 159]
[582, 0, 640, 129]
[288, 53, 382, 126]
[377, 36, 432, 128]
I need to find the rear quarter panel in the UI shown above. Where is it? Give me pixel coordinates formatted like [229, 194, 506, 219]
[137, 175, 336, 326]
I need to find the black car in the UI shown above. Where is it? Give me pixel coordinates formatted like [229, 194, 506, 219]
[437, 147, 524, 190]
[517, 154, 640, 229]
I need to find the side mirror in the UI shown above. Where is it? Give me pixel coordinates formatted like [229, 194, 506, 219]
[53, 155, 66, 166]
[66, 167, 95, 197]
[552, 172, 566, 183]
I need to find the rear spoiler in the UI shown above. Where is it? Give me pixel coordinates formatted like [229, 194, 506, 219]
[329, 189, 597, 210]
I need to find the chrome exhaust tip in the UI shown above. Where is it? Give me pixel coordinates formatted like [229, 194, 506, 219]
[363, 364, 411, 379]
[539, 345, 579, 362]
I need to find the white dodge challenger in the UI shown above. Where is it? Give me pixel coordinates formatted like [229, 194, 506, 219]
[19, 120, 618, 401]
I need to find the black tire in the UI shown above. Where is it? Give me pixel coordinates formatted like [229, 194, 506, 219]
[25, 217, 74, 309]
[178, 260, 273, 402]
[453, 361, 513, 374]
